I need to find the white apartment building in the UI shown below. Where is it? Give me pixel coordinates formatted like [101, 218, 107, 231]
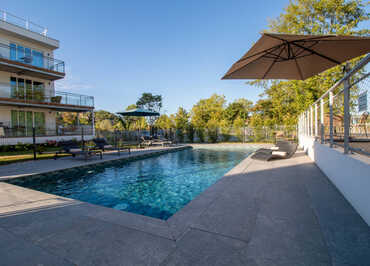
[0, 10, 94, 145]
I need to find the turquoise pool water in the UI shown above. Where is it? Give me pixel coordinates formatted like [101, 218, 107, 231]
[7, 147, 254, 220]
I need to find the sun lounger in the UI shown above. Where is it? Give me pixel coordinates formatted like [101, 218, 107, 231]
[93, 138, 130, 155]
[251, 141, 297, 161]
[54, 140, 102, 160]
[140, 136, 153, 147]
[152, 136, 173, 146]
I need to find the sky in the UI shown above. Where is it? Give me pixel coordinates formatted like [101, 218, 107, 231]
[2, 0, 292, 114]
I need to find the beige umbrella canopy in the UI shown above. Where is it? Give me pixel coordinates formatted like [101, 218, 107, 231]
[222, 33, 370, 80]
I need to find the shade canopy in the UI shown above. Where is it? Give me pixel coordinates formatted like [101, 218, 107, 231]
[222, 33, 370, 80]
[117, 108, 160, 117]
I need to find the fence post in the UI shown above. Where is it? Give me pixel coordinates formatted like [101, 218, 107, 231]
[314, 103, 318, 137]
[310, 106, 313, 136]
[32, 127, 36, 160]
[329, 91, 334, 147]
[81, 127, 85, 151]
[320, 99, 324, 143]
[343, 66, 351, 154]
[306, 110, 309, 135]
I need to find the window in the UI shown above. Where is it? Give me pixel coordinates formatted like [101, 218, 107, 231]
[26, 80, 33, 100]
[10, 43, 16, 60]
[34, 112, 45, 135]
[9, 43, 44, 67]
[10, 110, 45, 136]
[10, 77, 17, 98]
[10, 77, 45, 102]
[32, 50, 44, 68]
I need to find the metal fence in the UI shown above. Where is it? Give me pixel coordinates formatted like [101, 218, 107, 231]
[96, 125, 297, 145]
[298, 54, 370, 156]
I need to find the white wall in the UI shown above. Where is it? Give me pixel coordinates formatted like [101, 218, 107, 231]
[0, 135, 94, 145]
[299, 135, 370, 225]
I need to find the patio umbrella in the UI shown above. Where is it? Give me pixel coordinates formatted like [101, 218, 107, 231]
[117, 108, 160, 117]
[222, 33, 370, 80]
[117, 108, 160, 139]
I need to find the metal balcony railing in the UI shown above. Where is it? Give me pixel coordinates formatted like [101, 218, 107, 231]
[298, 54, 370, 156]
[0, 84, 94, 108]
[0, 42, 65, 73]
[0, 9, 48, 37]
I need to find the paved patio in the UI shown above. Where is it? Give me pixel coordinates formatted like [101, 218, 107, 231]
[0, 150, 369, 265]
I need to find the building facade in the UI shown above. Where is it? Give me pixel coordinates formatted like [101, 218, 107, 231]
[0, 10, 94, 145]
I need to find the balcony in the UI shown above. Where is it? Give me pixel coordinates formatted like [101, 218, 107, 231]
[0, 85, 94, 111]
[0, 10, 59, 49]
[0, 42, 65, 80]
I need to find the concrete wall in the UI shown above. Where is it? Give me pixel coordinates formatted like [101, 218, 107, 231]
[0, 20, 59, 49]
[299, 135, 370, 225]
[0, 134, 94, 145]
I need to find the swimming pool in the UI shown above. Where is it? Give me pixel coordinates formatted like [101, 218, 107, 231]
[7, 147, 254, 220]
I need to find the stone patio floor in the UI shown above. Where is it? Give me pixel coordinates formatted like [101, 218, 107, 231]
[0, 149, 369, 265]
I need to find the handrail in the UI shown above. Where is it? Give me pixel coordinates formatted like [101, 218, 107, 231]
[311, 54, 370, 107]
[0, 84, 94, 107]
[0, 42, 65, 73]
[0, 9, 48, 37]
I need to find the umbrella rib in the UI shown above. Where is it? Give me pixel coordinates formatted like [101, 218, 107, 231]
[235, 43, 285, 64]
[262, 46, 284, 79]
[290, 41, 341, 65]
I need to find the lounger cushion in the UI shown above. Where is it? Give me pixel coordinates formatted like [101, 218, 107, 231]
[270, 146, 279, 150]
[70, 148, 81, 153]
[271, 151, 288, 157]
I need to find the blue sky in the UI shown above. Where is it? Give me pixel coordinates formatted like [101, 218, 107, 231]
[3, 0, 291, 114]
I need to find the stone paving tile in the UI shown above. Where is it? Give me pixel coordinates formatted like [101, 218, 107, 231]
[67, 202, 173, 240]
[35, 217, 176, 266]
[302, 163, 370, 266]
[191, 176, 260, 242]
[0, 205, 96, 243]
[0, 227, 75, 266]
[239, 173, 332, 266]
[162, 228, 247, 266]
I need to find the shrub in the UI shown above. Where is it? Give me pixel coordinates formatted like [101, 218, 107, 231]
[206, 118, 219, 143]
[186, 123, 195, 143]
[219, 120, 232, 142]
[196, 128, 205, 143]
[176, 128, 185, 143]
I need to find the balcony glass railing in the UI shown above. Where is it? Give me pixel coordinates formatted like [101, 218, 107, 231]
[0, 84, 94, 108]
[0, 9, 48, 36]
[0, 42, 65, 73]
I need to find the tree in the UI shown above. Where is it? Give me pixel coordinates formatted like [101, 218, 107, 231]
[191, 94, 226, 142]
[224, 98, 253, 124]
[249, 0, 369, 127]
[174, 107, 189, 142]
[136, 93, 162, 132]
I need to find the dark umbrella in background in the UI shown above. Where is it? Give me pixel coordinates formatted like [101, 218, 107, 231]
[117, 108, 160, 140]
[222, 33, 370, 80]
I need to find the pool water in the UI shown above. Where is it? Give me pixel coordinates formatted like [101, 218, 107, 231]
[7, 147, 254, 220]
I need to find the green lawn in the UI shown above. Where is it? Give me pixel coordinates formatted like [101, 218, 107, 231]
[0, 147, 69, 165]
